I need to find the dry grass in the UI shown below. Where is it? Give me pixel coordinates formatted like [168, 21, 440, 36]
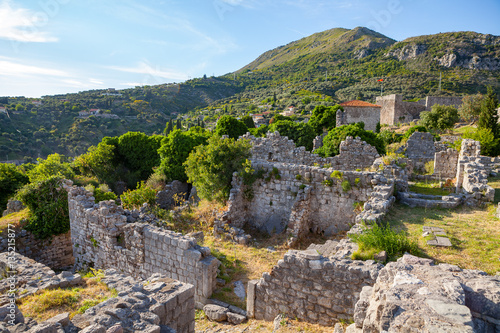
[17, 272, 117, 322]
[0, 208, 29, 236]
[385, 203, 500, 275]
[195, 310, 347, 332]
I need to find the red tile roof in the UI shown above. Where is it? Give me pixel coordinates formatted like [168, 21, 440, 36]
[340, 100, 381, 108]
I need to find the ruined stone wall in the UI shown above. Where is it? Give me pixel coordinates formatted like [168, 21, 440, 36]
[337, 106, 381, 132]
[403, 132, 436, 171]
[68, 186, 219, 303]
[247, 249, 381, 325]
[227, 162, 378, 239]
[455, 139, 494, 205]
[433, 148, 459, 179]
[244, 132, 379, 171]
[424, 96, 463, 110]
[376, 94, 426, 125]
[349, 254, 500, 332]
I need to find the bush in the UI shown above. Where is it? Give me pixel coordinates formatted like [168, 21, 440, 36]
[85, 184, 117, 203]
[120, 181, 157, 210]
[350, 223, 419, 262]
[420, 105, 459, 132]
[269, 120, 316, 151]
[463, 127, 500, 156]
[402, 125, 427, 141]
[0, 163, 29, 212]
[315, 123, 385, 157]
[184, 135, 251, 203]
[214, 115, 249, 139]
[16, 177, 69, 239]
[341, 180, 351, 192]
[28, 154, 75, 183]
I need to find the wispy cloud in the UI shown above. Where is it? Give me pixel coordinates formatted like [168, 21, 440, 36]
[107, 61, 189, 81]
[0, 57, 68, 77]
[0, 0, 58, 42]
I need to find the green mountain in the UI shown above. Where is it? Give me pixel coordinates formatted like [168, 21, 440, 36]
[225, 27, 499, 104]
[1, 27, 499, 161]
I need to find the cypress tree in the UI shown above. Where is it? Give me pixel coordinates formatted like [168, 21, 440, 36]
[478, 86, 499, 137]
[176, 119, 182, 130]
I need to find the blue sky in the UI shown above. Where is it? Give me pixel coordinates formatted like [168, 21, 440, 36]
[1, 0, 499, 98]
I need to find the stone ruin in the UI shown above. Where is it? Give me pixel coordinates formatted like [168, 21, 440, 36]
[0, 253, 196, 333]
[0, 129, 498, 332]
[224, 132, 391, 245]
[67, 186, 219, 304]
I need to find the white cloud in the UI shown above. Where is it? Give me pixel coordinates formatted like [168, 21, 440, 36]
[0, 0, 58, 42]
[89, 78, 104, 85]
[107, 61, 189, 81]
[0, 58, 68, 77]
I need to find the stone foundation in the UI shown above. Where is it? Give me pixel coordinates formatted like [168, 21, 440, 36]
[247, 249, 382, 325]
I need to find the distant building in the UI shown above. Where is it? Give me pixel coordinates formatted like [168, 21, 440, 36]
[0, 107, 6, 114]
[101, 88, 123, 96]
[376, 94, 463, 126]
[32, 100, 43, 106]
[281, 105, 296, 117]
[79, 109, 100, 118]
[337, 100, 382, 131]
[252, 114, 267, 127]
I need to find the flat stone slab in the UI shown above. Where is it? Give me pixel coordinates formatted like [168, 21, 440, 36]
[423, 226, 452, 247]
[427, 236, 452, 247]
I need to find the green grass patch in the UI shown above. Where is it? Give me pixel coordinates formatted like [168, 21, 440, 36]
[350, 223, 419, 262]
[409, 181, 452, 196]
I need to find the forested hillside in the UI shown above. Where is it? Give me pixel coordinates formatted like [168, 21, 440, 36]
[1, 27, 499, 160]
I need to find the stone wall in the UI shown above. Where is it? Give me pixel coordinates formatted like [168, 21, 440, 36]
[402, 131, 436, 171]
[455, 139, 494, 205]
[376, 94, 426, 125]
[0, 230, 74, 269]
[424, 96, 463, 110]
[376, 94, 463, 125]
[247, 249, 382, 326]
[244, 132, 379, 171]
[68, 186, 219, 303]
[349, 254, 500, 332]
[433, 148, 459, 179]
[336, 106, 381, 132]
[226, 162, 380, 242]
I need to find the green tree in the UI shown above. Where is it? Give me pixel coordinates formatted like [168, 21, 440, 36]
[184, 135, 251, 203]
[463, 128, 499, 157]
[309, 105, 343, 135]
[16, 177, 69, 239]
[163, 120, 174, 135]
[478, 87, 499, 137]
[269, 120, 316, 151]
[0, 163, 29, 211]
[117, 132, 163, 181]
[73, 143, 116, 185]
[420, 104, 459, 132]
[214, 115, 249, 139]
[241, 115, 256, 129]
[176, 119, 182, 130]
[459, 93, 484, 123]
[315, 123, 385, 157]
[157, 127, 210, 182]
[15, 104, 25, 112]
[249, 125, 269, 137]
[27, 153, 75, 183]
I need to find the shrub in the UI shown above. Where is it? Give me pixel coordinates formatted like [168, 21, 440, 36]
[341, 180, 351, 192]
[402, 125, 427, 141]
[16, 177, 69, 239]
[420, 105, 459, 132]
[350, 223, 419, 262]
[331, 170, 343, 180]
[184, 135, 251, 203]
[315, 123, 385, 157]
[322, 179, 333, 186]
[463, 127, 499, 156]
[120, 181, 156, 210]
[295, 174, 302, 180]
[0, 163, 29, 212]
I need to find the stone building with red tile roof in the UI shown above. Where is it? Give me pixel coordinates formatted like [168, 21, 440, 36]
[337, 100, 381, 131]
